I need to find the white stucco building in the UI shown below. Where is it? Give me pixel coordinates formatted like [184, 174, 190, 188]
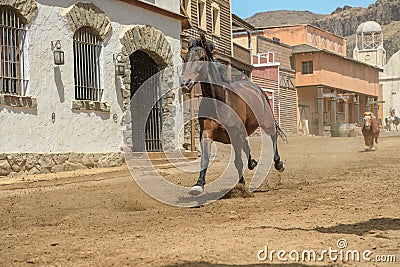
[380, 51, 400, 120]
[0, 0, 185, 176]
[353, 21, 386, 68]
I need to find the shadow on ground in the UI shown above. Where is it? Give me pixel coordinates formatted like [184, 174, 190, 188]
[246, 218, 400, 237]
[163, 263, 334, 267]
[315, 217, 400, 236]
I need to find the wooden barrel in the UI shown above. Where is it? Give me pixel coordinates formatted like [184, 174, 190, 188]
[331, 123, 339, 137]
[331, 123, 356, 137]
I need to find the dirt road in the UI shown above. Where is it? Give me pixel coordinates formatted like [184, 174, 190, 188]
[0, 134, 399, 266]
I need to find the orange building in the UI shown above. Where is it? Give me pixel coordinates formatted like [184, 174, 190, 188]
[292, 44, 382, 135]
[235, 24, 383, 136]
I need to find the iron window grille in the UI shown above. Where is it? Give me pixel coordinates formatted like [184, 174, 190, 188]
[0, 7, 28, 95]
[73, 27, 103, 101]
[302, 61, 313, 75]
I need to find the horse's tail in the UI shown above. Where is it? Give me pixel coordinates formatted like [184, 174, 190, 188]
[275, 121, 287, 143]
[255, 84, 288, 143]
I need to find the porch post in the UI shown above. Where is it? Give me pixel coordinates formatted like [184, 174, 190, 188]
[344, 100, 349, 124]
[365, 96, 370, 112]
[373, 96, 379, 121]
[317, 86, 324, 136]
[354, 94, 360, 125]
[330, 90, 337, 124]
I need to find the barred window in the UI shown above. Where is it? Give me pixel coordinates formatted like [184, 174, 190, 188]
[302, 61, 313, 75]
[73, 27, 103, 101]
[0, 7, 27, 95]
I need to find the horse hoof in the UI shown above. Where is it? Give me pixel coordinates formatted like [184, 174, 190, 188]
[189, 185, 204, 196]
[248, 159, 258, 170]
[275, 162, 285, 172]
[238, 177, 246, 185]
[370, 147, 376, 151]
[278, 164, 285, 172]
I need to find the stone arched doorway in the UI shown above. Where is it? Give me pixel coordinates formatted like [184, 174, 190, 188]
[120, 25, 177, 152]
[130, 50, 162, 151]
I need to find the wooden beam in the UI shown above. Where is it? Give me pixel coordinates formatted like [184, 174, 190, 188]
[117, 0, 187, 21]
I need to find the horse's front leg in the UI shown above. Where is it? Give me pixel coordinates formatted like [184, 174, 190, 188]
[189, 130, 212, 195]
[271, 134, 285, 172]
[231, 136, 245, 186]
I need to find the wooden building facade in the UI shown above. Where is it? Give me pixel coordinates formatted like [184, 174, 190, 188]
[233, 31, 298, 134]
[181, 0, 233, 64]
[181, 1, 255, 149]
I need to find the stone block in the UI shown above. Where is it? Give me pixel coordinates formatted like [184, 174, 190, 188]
[98, 153, 122, 168]
[51, 165, 65, 173]
[53, 154, 69, 165]
[68, 153, 83, 164]
[8, 153, 26, 172]
[28, 166, 41, 175]
[25, 154, 39, 170]
[0, 159, 11, 176]
[64, 161, 86, 171]
[38, 154, 55, 169]
[82, 154, 95, 167]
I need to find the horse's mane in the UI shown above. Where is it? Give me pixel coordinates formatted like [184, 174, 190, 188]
[190, 36, 215, 62]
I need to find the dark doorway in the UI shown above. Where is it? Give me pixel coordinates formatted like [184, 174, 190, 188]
[130, 50, 163, 151]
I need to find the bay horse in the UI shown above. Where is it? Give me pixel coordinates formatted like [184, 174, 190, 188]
[362, 112, 380, 151]
[180, 35, 285, 195]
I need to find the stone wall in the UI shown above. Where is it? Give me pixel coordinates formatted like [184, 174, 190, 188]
[0, 0, 38, 24]
[119, 25, 181, 152]
[0, 152, 125, 177]
[1, 1, 183, 153]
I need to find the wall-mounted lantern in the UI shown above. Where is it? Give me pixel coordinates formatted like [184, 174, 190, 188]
[51, 40, 64, 65]
[114, 53, 125, 76]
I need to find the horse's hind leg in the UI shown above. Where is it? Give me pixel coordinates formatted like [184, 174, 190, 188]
[243, 138, 258, 171]
[259, 123, 284, 172]
[238, 138, 258, 185]
[271, 133, 285, 172]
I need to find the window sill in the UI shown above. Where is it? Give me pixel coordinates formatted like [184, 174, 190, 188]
[0, 94, 37, 108]
[71, 100, 110, 113]
[198, 27, 207, 33]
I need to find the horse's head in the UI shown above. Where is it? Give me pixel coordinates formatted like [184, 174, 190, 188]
[180, 34, 214, 93]
[180, 46, 209, 93]
[363, 112, 373, 130]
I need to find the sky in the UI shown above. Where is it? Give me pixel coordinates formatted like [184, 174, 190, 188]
[231, 0, 377, 19]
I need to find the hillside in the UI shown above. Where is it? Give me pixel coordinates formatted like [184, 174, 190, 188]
[245, 0, 400, 60]
[246, 10, 327, 27]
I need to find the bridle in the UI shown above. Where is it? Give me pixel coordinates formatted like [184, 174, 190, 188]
[181, 45, 210, 94]
[181, 34, 215, 94]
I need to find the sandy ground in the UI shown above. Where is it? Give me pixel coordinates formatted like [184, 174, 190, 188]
[0, 133, 399, 267]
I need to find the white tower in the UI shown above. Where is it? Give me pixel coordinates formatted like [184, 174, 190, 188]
[353, 21, 386, 67]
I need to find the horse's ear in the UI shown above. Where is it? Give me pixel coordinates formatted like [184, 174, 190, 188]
[200, 33, 207, 48]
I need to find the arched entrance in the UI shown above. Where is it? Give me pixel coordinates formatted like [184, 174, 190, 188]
[130, 50, 163, 152]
